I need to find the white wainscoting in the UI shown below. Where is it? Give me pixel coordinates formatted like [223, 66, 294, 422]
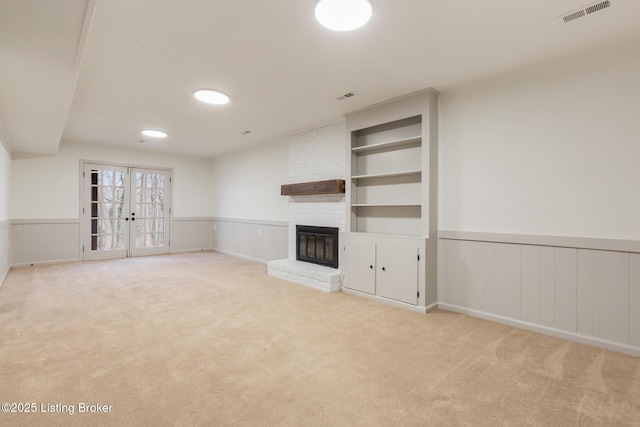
[212, 218, 288, 264]
[171, 218, 212, 254]
[438, 231, 640, 357]
[9, 217, 287, 267]
[10, 219, 81, 267]
[0, 220, 10, 286]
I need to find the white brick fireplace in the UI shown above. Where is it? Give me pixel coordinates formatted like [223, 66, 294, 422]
[267, 121, 346, 292]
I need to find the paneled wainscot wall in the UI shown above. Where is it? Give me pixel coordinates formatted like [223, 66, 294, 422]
[212, 218, 288, 263]
[439, 231, 640, 356]
[11, 219, 81, 266]
[8, 218, 287, 268]
[0, 220, 10, 285]
[171, 218, 213, 253]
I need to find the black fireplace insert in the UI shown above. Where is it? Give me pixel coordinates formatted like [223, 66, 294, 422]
[296, 225, 339, 268]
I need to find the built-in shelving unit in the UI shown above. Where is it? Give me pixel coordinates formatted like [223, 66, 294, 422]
[351, 135, 422, 153]
[349, 114, 423, 235]
[342, 88, 439, 313]
[352, 169, 421, 180]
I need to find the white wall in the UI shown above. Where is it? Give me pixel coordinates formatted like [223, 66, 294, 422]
[0, 138, 10, 284]
[439, 39, 640, 240]
[438, 40, 640, 356]
[210, 137, 288, 222]
[10, 141, 212, 219]
[0, 139, 10, 222]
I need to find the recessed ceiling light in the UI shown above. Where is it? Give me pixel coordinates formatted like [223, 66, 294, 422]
[141, 129, 168, 138]
[314, 0, 373, 31]
[194, 89, 230, 105]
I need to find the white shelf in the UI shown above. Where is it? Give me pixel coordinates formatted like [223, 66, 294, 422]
[345, 231, 422, 239]
[352, 170, 421, 180]
[352, 203, 421, 207]
[352, 136, 421, 153]
[348, 107, 429, 237]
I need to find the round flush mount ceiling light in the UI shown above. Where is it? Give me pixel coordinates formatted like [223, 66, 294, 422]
[194, 89, 230, 105]
[314, 0, 373, 31]
[141, 129, 168, 138]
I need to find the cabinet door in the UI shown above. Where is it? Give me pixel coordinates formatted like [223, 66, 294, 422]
[343, 238, 376, 295]
[376, 243, 418, 305]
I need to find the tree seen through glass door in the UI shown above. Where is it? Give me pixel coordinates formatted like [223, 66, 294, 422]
[135, 171, 166, 248]
[90, 169, 127, 250]
[83, 163, 171, 260]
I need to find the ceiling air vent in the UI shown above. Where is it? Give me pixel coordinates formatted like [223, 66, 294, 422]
[562, 9, 586, 23]
[337, 92, 356, 101]
[585, 0, 611, 14]
[558, 0, 610, 23]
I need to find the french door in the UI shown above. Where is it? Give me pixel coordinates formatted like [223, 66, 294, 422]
[82, 163, 172, 260]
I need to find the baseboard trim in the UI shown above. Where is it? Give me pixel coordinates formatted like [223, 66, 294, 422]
[171, 248, 214, 255]
[438, 303, 640, 358]
[11, 258, 82, 268]
[212, 249, 268, 265]
[0, 266, 8, 289]
[424, 301, 439, 314]
[341, 287, 429, 314]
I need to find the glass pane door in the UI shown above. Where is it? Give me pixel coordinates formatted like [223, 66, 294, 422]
[130, 168, 171, 256]
[82, 163, 171, 260]
[83, 164, 129, 260]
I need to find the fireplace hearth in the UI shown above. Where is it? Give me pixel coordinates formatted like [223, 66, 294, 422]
[296, 225, 339, 269]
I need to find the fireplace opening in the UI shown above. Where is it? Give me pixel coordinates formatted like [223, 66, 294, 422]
[296, 225, 339, 269]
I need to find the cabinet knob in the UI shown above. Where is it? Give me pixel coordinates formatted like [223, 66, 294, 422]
[382, 267, 386, 271]
[369, 265, 373, 269]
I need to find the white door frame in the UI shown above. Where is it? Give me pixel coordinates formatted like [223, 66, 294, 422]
[81, 161, 173, 260]
[129, 167, 172, 257]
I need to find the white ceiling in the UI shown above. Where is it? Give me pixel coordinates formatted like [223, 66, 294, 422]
[2, 0, 640, 157]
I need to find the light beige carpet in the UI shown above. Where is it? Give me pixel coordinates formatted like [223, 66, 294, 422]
[0, 251, 639, 426]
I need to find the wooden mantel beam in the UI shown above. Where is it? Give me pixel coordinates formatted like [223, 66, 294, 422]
[281, 179, 345, 196]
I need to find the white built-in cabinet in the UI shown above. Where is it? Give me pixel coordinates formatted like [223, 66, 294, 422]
[342, 89, 439, 312]
[341, 235, 376, 295]
[342, 233, 422, 305]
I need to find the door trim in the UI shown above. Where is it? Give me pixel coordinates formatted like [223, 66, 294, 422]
[80, 160, 173, 261]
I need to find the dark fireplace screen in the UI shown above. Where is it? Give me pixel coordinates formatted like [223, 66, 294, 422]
[296, 225, 339, 269]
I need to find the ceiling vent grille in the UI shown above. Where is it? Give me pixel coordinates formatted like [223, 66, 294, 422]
[559, 1, 610, 23]
[562, 10, 586, 23]
[337, 92, 356, 101]
[585, 0, 611, 14]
